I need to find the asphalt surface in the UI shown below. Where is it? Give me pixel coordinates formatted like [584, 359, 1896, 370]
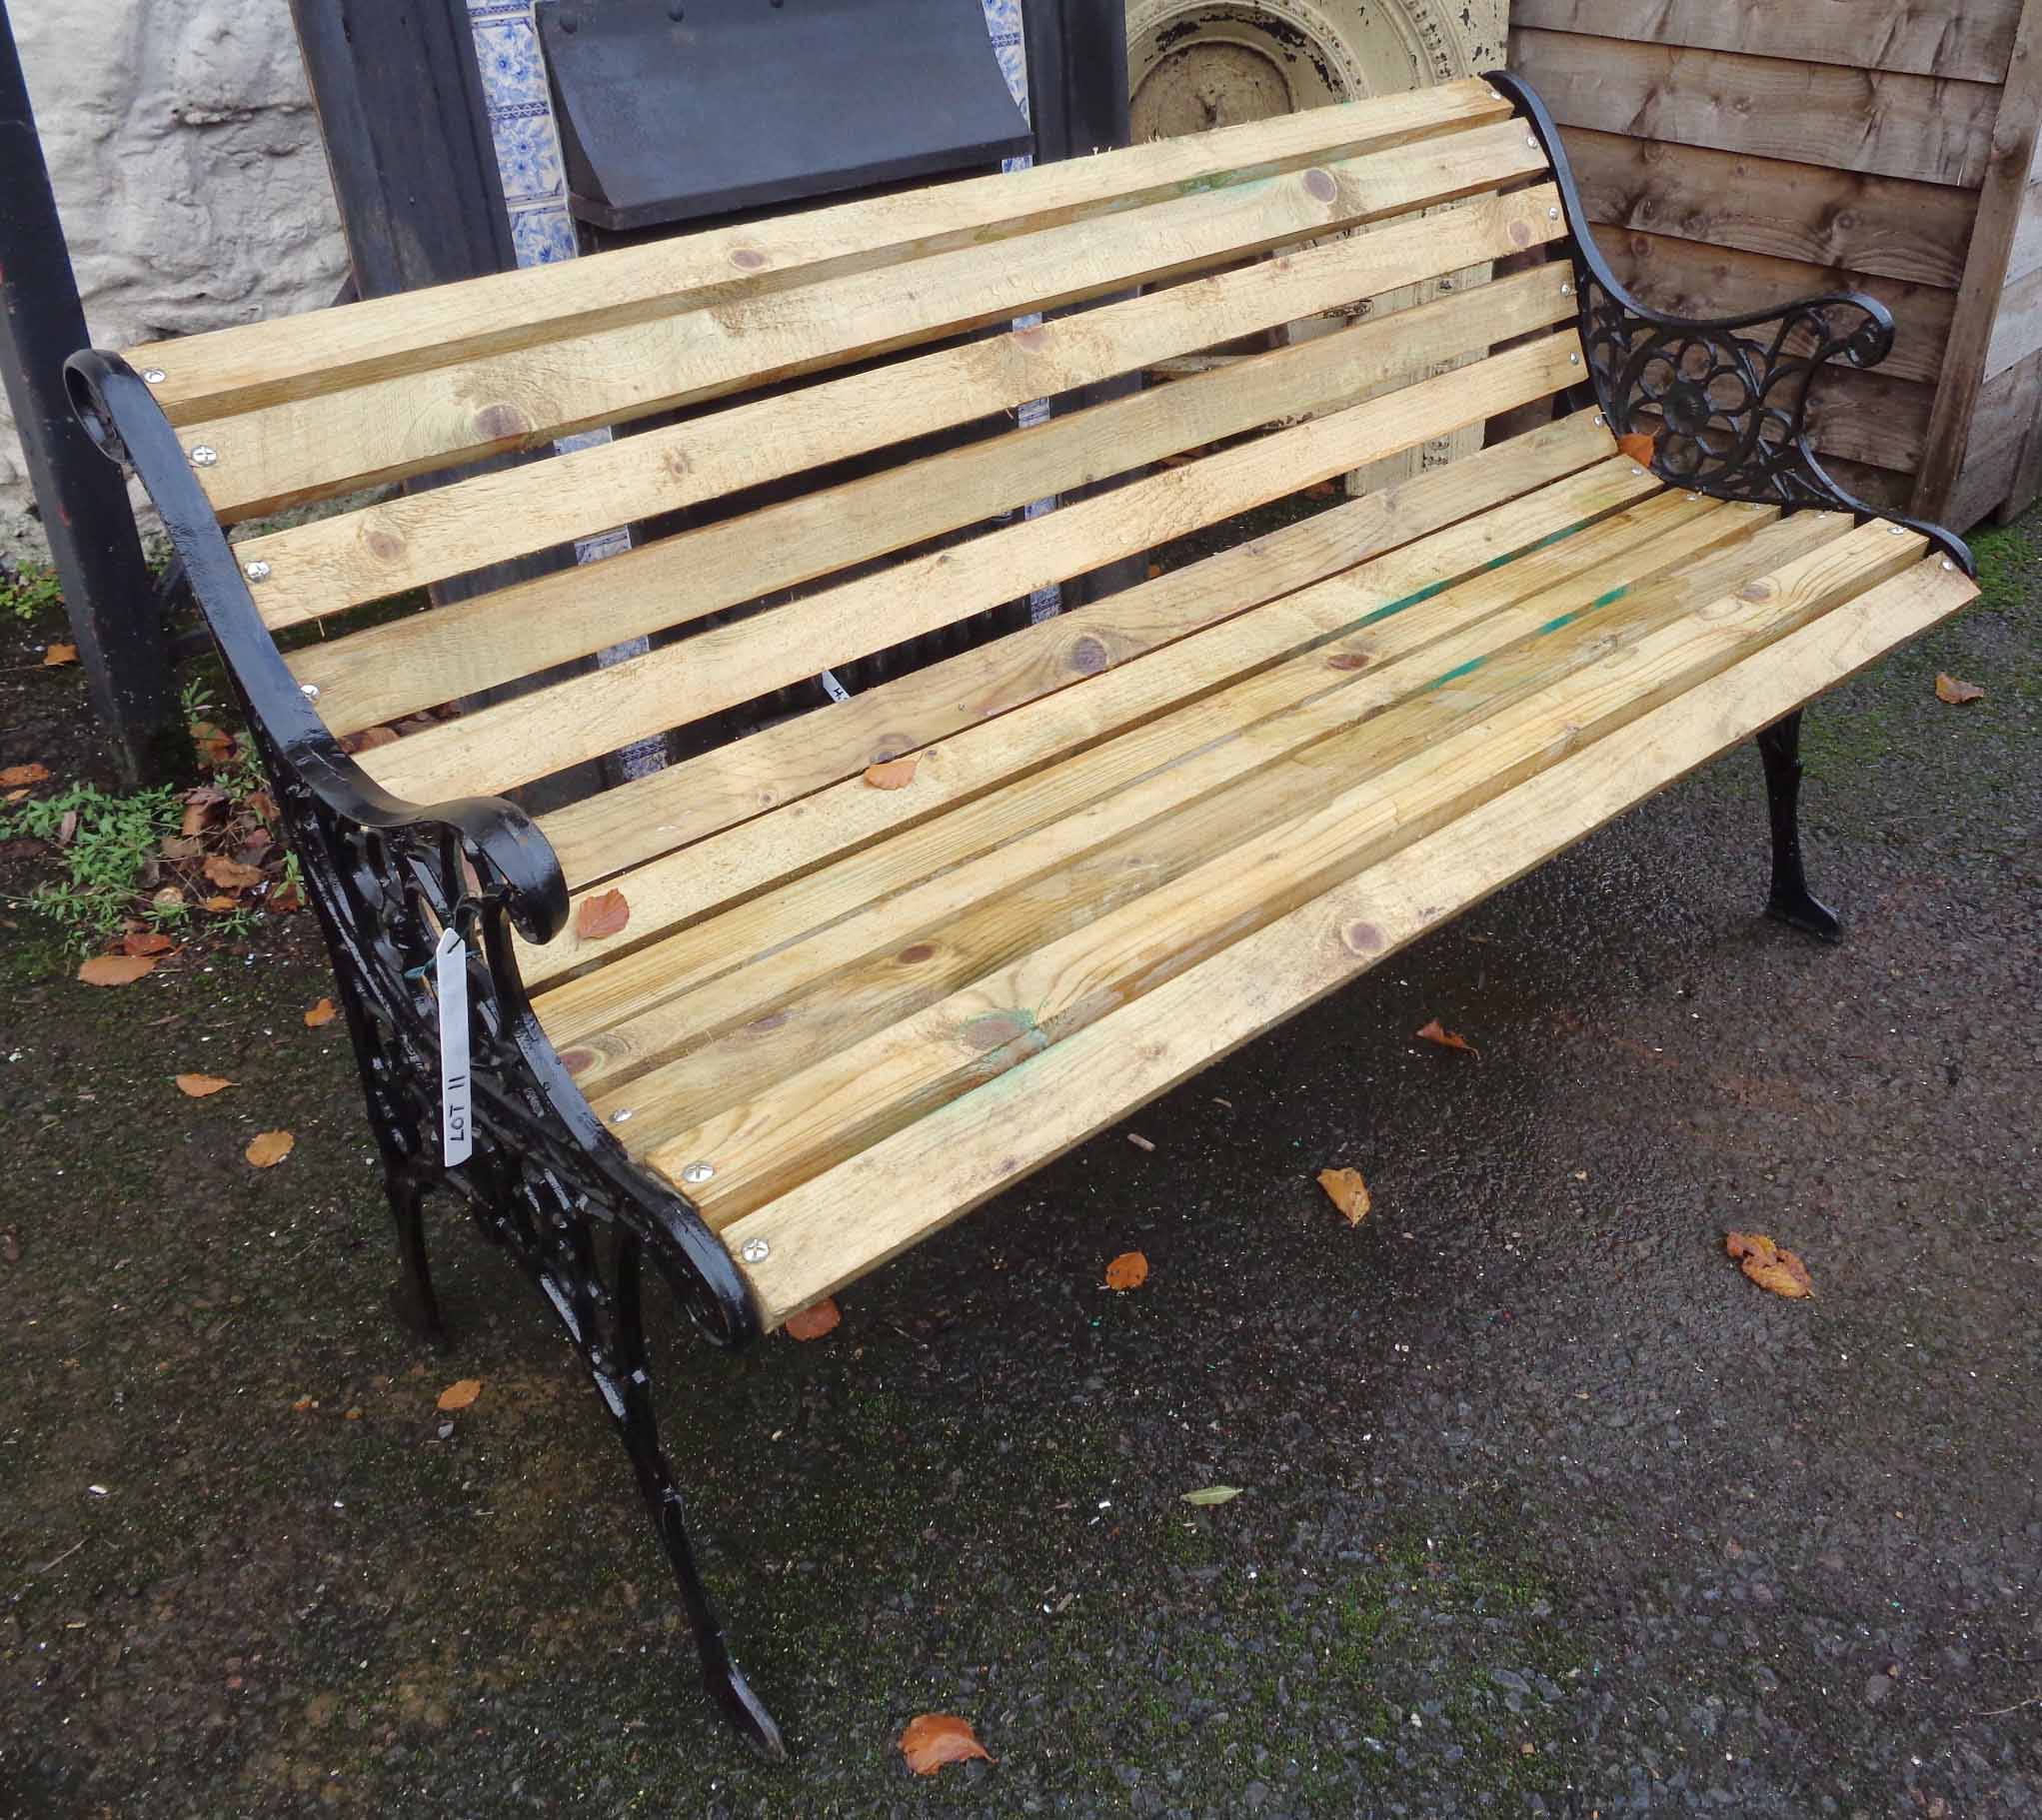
[2, 519, 2037, 1818]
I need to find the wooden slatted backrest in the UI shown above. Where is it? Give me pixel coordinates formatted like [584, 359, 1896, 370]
[127, 78, 1585, 854]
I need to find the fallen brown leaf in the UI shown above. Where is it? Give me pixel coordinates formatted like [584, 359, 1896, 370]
[122, 930, 177, 957]
[1934, 672, 1986, 706]
[1304, 479, 1336, 498]
[267, 882, 305, 913]
[1103, 1250, 1149, 1291]
[43, 643, 78, 668]
[78, 953, 156, 986]
[436, 1378, 483, 1412]
[864, 754, 920, 790]
[1415, 1016, 1479, 1056]
[244, 1129, 295, 1168]
[0, 762, 50, 788]
[340, 725, 402, 755]
[303, 996, 338, 1027]
[1616, 431, 1657, 467]
[158, 836, 204, 862]
[575, 888, 631, 940]
[900, 1713, 994, 1776]
[1725, 1231, 1813, 1299]
[344, 1408, 363, 1421]
[188, 721, 234, 767]
[202, 895, 239, 912]
[2, 788, 28, 806]
[1317, 1166, 1371, 1225]
[202, 854, 266, 891]
[176, 1073, 236, 1098]
[179, 799, 213, 838]
[291, 1395, 315, 1414]
[783, 1297, 842, 1341]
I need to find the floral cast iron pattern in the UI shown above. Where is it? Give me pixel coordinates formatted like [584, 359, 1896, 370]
[1577, 277, 1892, 509]
[1485, 69, 1974, 576]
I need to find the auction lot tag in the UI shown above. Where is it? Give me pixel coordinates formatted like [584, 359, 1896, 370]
[435, 925, 473, 1165]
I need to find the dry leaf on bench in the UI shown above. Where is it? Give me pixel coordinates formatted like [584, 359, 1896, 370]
[1934, 673, 1985, 706]
[43, 643, 78, 668]
[304, 997, 338, 1027]
[78, 953, 156, 987]
[1317, 1166, 1371, 1225]
[245, 1129, 295, 1168]
[123, 930, 177, 957]
[0, 763, 50, 788]
[1616, 431, 1657, 467]
[864, 755, 919, 790]
[899, 1713, 994, 1776]
[1725, 1231, 1812, 1299]
[575, 888, 631, 940]
[783, 1297, 842, 1341]
[437, 1378, 483, 1412]
[176, 1073, 236, 1098]
[1415, 1017, 1479, 1056]
[1103, 1250, 1149, 1291]
[1182, 1485, 1243, 1506]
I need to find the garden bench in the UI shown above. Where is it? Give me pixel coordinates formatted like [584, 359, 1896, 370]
[68, 73, 1974, 1758]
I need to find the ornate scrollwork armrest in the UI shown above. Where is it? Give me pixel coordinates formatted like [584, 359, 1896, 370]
[1484, 74, 1974, 576]
[64, 350, 568, 942]
[65, 349, 759, 1351]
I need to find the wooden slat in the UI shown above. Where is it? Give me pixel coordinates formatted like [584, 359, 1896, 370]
[524, 456, 1683, 1003]
[1986, 263, 2042, 377]
[1562, 128, 1975, 289]
[1803, 368, 1934, 473]
[2006, 178, 2042, 286]
[347, 328, 1587, 802]
[183, 120, 1550, 521]
[1510, 1, 2023, 83]
[642, 520, 1930, 1225]
[720, 553, 1978, 1328]
[552, 499, 1789, 1117]
[129, 78, 1512, 425]
[241, 183, 1568, 615]
[1914, 0, 2042, 515]
[1513, 30, 1998, 189]
[1599, 229, 1955, 388]
[533, 410, 1627, 894]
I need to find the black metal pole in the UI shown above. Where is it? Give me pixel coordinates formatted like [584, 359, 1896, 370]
[0, 0, 175, 784]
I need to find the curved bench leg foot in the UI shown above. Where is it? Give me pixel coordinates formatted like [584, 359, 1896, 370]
[1756, 709, 1842, 942]
[609, 1231, 789, 1761]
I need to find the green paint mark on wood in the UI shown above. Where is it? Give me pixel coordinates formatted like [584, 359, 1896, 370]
[1425, 655, 1489, 690]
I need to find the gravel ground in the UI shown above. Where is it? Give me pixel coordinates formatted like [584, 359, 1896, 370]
[2, 517, 2037, 1819]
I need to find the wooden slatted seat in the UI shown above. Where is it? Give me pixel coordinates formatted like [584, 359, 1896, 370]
[71, 72, 1975, 1755]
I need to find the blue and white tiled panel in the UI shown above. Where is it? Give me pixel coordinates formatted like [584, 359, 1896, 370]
[467, 0, 1033, 267]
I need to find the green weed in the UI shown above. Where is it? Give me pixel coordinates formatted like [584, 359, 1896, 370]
[0, 782, 182, 950]
[1, 561, 62, 624]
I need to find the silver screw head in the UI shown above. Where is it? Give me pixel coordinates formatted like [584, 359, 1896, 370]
[740, 1237, 770, 1264]
[189, 445, 218, 467]
[1889, 525, 1905, 535]
[1548, 206, 1560, 220]
[1941, 559, 1955, 571]
[610, 1107, 634, 1123]
[681, 1160, 715, 1183]
[1559, 283, 1573, 296]
[1593, 414, 1605, 427]
[1630, 467, 1644, 476]
[1569, 353, 1581, 365]
[141, 367, 166, 384]
[244, 560, 271, 582]
[299, 683, 320, 701]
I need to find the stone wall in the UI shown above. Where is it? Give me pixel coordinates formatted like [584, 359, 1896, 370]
[1, 1, 346, 558]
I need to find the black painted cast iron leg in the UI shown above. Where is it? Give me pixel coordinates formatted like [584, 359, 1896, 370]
[1755, 710, 1842, 941]
[609, 1231, 788, 1760]
[384, 1157, 449, 1348]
